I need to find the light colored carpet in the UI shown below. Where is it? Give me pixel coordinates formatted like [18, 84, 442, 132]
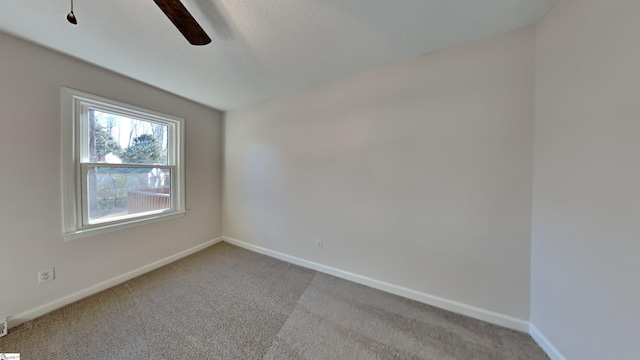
[0, 242, 548, 359]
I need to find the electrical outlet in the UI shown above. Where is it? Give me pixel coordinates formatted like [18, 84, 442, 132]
[38, 268, 55, 284]
[316, 239, 323, 249]
[0, 318, 7, 337]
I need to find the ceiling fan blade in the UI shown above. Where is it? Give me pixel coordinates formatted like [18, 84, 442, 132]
[153, 0, 211, 45]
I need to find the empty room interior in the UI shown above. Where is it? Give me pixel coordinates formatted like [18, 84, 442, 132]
[0, 0, 638, 359]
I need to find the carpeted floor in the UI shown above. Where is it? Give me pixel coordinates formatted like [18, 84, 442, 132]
[0, 242, 548, 359]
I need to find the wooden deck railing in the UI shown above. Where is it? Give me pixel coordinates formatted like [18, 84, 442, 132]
[127, 187, 170, 214]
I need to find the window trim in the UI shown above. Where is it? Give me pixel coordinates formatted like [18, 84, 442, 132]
[61, 87, 186, 240]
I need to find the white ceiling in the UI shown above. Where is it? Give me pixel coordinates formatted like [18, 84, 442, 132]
[0, 0, 556, 111]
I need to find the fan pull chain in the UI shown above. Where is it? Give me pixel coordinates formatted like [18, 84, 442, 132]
[67, 0, 78, 25]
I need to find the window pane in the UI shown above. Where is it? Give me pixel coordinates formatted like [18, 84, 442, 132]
[88, 109, 168, 165]
[86, 166, 171, 224]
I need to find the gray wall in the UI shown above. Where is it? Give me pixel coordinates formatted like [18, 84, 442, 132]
[0, 32, 223, 321]
[224, 26, 535, 320]
[532, 0, 640, 359]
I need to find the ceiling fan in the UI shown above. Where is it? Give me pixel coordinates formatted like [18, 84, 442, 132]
[66, 0, 211, 46]
[153, 0, 212, 45]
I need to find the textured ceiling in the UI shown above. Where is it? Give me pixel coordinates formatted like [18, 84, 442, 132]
[0, 0, 556, 111]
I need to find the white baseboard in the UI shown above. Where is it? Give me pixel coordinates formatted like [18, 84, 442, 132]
[8, 236, 224, 329]
[221, 236, 530, 332]
[530, 323, 567, 360]
[9, 235, 549, 352]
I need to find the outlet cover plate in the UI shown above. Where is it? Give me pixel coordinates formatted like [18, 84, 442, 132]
[0, 318, 7, 337]
[38, 268, 55, 284]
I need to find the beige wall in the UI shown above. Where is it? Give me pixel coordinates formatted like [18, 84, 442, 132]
[0, 32, 223, 320]
[532, 0, 640, 359]
[224, 26, 535, 320]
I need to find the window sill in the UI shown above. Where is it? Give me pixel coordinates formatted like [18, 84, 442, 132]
[63, 211, 187, 241]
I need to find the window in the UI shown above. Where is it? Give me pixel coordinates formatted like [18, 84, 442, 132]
[61, 88, 185, 240]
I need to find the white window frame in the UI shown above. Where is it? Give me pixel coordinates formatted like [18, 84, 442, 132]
[61, 88, 186, 240]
